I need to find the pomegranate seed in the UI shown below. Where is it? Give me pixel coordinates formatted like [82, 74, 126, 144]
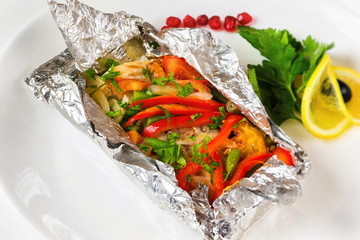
[166, 16, 181, 28]
[224, 16, 237, 32]
[237, 12, 253, 25]
[196, 14, 209, 26]
[208, 16, 221, 30]
[183, 15, 197, 28]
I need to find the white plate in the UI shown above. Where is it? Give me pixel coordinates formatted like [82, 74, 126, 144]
[1, 0, 360, 239]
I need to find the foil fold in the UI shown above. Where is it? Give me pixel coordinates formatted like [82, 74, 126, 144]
[25, 0, 311, 239]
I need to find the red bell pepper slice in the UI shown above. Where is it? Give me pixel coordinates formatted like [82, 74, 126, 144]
[225, 153, 274, 187]
[162, 56, 203, 80]
[130, 95, 224, 110]
[177, 161, 202, 192]
[208, 151, 225, 201]
[271, 146, 294, 166]
[206, 114, 245, 154]
[124, 104, 214, 127]
[142, 111, 222, 138]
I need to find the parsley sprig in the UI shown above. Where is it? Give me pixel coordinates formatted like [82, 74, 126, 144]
[191, 136, 219, 184]
[106, 110, 122, 118]
[143, 131, 186, 170]
[104, 59, 120, 69]
[151, 72, 194, 97]
[188, 113, 202, 123]
[100, 64, 122, 93]
[84, 67, 96, 81]
[142, 68, 154, 80]
[208, 106, 226, 130]
[156, 106, 171, 126]
[118, 101, 143, 124]
[89, 83, 106, 97]
[238, 26, 334, 125]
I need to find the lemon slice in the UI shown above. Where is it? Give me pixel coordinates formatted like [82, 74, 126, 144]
[301, 54, 352, 138]
[332, 66, 360, 125]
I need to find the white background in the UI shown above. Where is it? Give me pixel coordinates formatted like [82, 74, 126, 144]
[1, 0, 360, 239]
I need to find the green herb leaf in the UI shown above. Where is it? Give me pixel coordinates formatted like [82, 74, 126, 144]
[188, 113, 203, 123]
[109, 79, 122, 93]
[142, 68, 154, 80]
[100, 65, 120, 81]
[156, 106, 171, 126]
[173, 81, 194, 98]
[99, 64, 122, 93]
[118, 102, 143, 124]
[189, 135, 197, 141]
[191, 136, 211, 165]
[104, 59, 120, 69]
[144, 135, 185, 169]
[106, 110, 122, 118]
[167, 131, 180, 142]
[208, 106, 226, 129]
[151, 75, 171, 86]
[232, 118, 245, 128]
[89, 83, 106, 97]
[151, 72, 194, 97]
[84, 67, 97, 81]
[137, 144, 150, 152]
[118, 100, 129, 109]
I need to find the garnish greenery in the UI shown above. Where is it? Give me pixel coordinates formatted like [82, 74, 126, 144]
[106, 110, 122, 118]
[104, 59, 120, 69]
[208, 106, 226, 129]
[142, 68, 154, 80]
[151, 72, 194, 97]
[188, 113, 203, 123]
[89, 83, 106, 97]
[191, 136, 219, 184]
[156, 106, 171, 126]
[101, 64, 122, 93]
[232, 118, 245, 128]
[145, 131, 186, 170]
[118, 101, 143, 122]
[238, 26, 334, 125]
[137, 144, 150, 152]
[84, 67, 96, 81]
[189, 134, 197, 141]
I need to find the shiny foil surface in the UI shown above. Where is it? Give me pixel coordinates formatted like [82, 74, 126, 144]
[25, 0, 311, 239]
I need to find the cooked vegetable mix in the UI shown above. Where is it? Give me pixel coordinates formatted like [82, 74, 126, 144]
[84, 54, 294, 203]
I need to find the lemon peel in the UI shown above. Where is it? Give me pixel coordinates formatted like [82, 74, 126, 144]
[301, 54, 352, 139]
[332, 66, 360, 125]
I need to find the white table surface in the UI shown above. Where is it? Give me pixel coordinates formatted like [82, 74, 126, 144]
[0, 1, 48, 239]
[1, 0, 360, 240]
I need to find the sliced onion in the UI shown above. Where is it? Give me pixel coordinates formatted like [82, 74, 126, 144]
[187, 92, 213, 100]
[148, 85, 177, 95]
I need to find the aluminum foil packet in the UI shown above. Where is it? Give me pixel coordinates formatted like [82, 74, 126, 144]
[25, 0, 311, 239]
